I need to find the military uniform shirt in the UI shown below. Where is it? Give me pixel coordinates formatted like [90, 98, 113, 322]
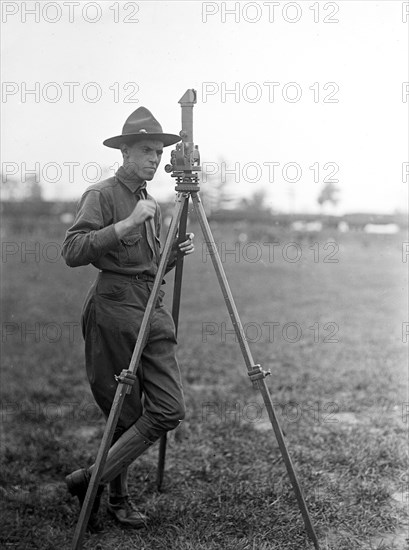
[62, 165, 176, 275]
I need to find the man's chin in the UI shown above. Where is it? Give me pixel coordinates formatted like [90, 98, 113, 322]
[143, 170, 156, 181]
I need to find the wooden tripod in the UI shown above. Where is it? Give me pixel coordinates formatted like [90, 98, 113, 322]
[70, 90, 320, 550]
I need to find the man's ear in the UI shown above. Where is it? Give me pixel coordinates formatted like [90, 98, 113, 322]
[120, 143, 129, 161]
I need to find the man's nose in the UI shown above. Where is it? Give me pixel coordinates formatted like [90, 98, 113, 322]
[149, 152, 159, 165]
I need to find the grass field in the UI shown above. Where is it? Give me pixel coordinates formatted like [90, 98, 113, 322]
[1, 219, 407, 550]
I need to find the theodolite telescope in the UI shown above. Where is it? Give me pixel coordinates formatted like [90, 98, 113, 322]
[164, 89, 201, 183]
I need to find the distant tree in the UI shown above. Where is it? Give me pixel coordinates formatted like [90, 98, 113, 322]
[239, 188, 272, 215]
[26, 175, 43, 201]
[1, 174, 20, 200]
[1, 173, 43, 201]
[200, 158, 237, 214]
[317, 182, 340, 208]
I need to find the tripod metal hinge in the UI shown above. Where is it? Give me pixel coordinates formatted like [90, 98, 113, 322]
[247, 364, 271, 382]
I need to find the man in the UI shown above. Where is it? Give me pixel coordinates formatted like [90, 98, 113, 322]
[62, 107, 194, 530]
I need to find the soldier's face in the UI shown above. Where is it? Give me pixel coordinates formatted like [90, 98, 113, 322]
[122, 139, 164, 181]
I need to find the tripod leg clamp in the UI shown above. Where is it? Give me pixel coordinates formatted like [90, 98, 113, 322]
[248, 365, 271, 382]
[115, 370, 137, 386]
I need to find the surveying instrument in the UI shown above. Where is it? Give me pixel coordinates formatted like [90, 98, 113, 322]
[71, 89, 320, 549]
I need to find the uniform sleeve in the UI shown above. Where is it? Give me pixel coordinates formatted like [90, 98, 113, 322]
[62, 189, 120, 267]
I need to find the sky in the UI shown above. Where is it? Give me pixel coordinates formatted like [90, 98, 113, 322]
[1, 0, 408, 214]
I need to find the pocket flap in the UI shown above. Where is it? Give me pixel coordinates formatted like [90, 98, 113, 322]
[121, 233, 142, 246]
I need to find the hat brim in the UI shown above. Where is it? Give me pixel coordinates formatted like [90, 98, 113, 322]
[103, 132, 181, 149]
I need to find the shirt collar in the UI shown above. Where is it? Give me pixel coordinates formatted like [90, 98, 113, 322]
[116, 165, 147, 195]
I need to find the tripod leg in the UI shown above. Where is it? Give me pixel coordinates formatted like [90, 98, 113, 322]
[157, 198, 190, 490]
[156, 435, 167, 491]
[71, 193, 188, 550]
[172, 196, 189, 332]
[190, 192, 320, 550]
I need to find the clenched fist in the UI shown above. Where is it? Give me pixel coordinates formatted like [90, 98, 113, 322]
[129, 200, 156, 225]
[115, 199, 156, 239]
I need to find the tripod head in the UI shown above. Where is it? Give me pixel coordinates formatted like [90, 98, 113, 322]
[165, 89, 201, 189]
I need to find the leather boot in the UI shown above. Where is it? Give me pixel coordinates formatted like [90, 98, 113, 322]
[107, 495, 148, 528]
[67, 425, 153, 529]
[65, 468, 105, 532]
[95, 425, 153, 527]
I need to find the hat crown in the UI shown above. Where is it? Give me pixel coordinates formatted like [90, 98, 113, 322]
[103, 106, 180, 149]
[122, 107, 163, 137]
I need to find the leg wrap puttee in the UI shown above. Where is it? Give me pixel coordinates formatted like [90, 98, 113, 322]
[109, 468, 129, 499]
[89, 425, 153, 484]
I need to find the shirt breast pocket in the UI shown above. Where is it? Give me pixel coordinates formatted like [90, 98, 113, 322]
[119, 232, 142, 265]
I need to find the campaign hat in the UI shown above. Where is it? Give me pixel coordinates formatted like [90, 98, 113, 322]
[103, 107, 181, 149]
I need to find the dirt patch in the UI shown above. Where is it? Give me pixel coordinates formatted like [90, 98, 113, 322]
[371, 527, 409, 550]
[252, 418, 272, 432]
[77, 426, 101, 439]
[0, 481, 64, 506]
[391, 490, 409, 505]
[331, 412, 360, 426]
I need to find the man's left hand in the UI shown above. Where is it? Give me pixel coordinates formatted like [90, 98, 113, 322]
[178, 233, 195, 255]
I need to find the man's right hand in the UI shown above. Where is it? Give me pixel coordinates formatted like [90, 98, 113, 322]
[129, 199, 156, 225]
[114, 199, 156, 239]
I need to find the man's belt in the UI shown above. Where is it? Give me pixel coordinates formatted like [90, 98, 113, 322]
[99, 270, 158, 283]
